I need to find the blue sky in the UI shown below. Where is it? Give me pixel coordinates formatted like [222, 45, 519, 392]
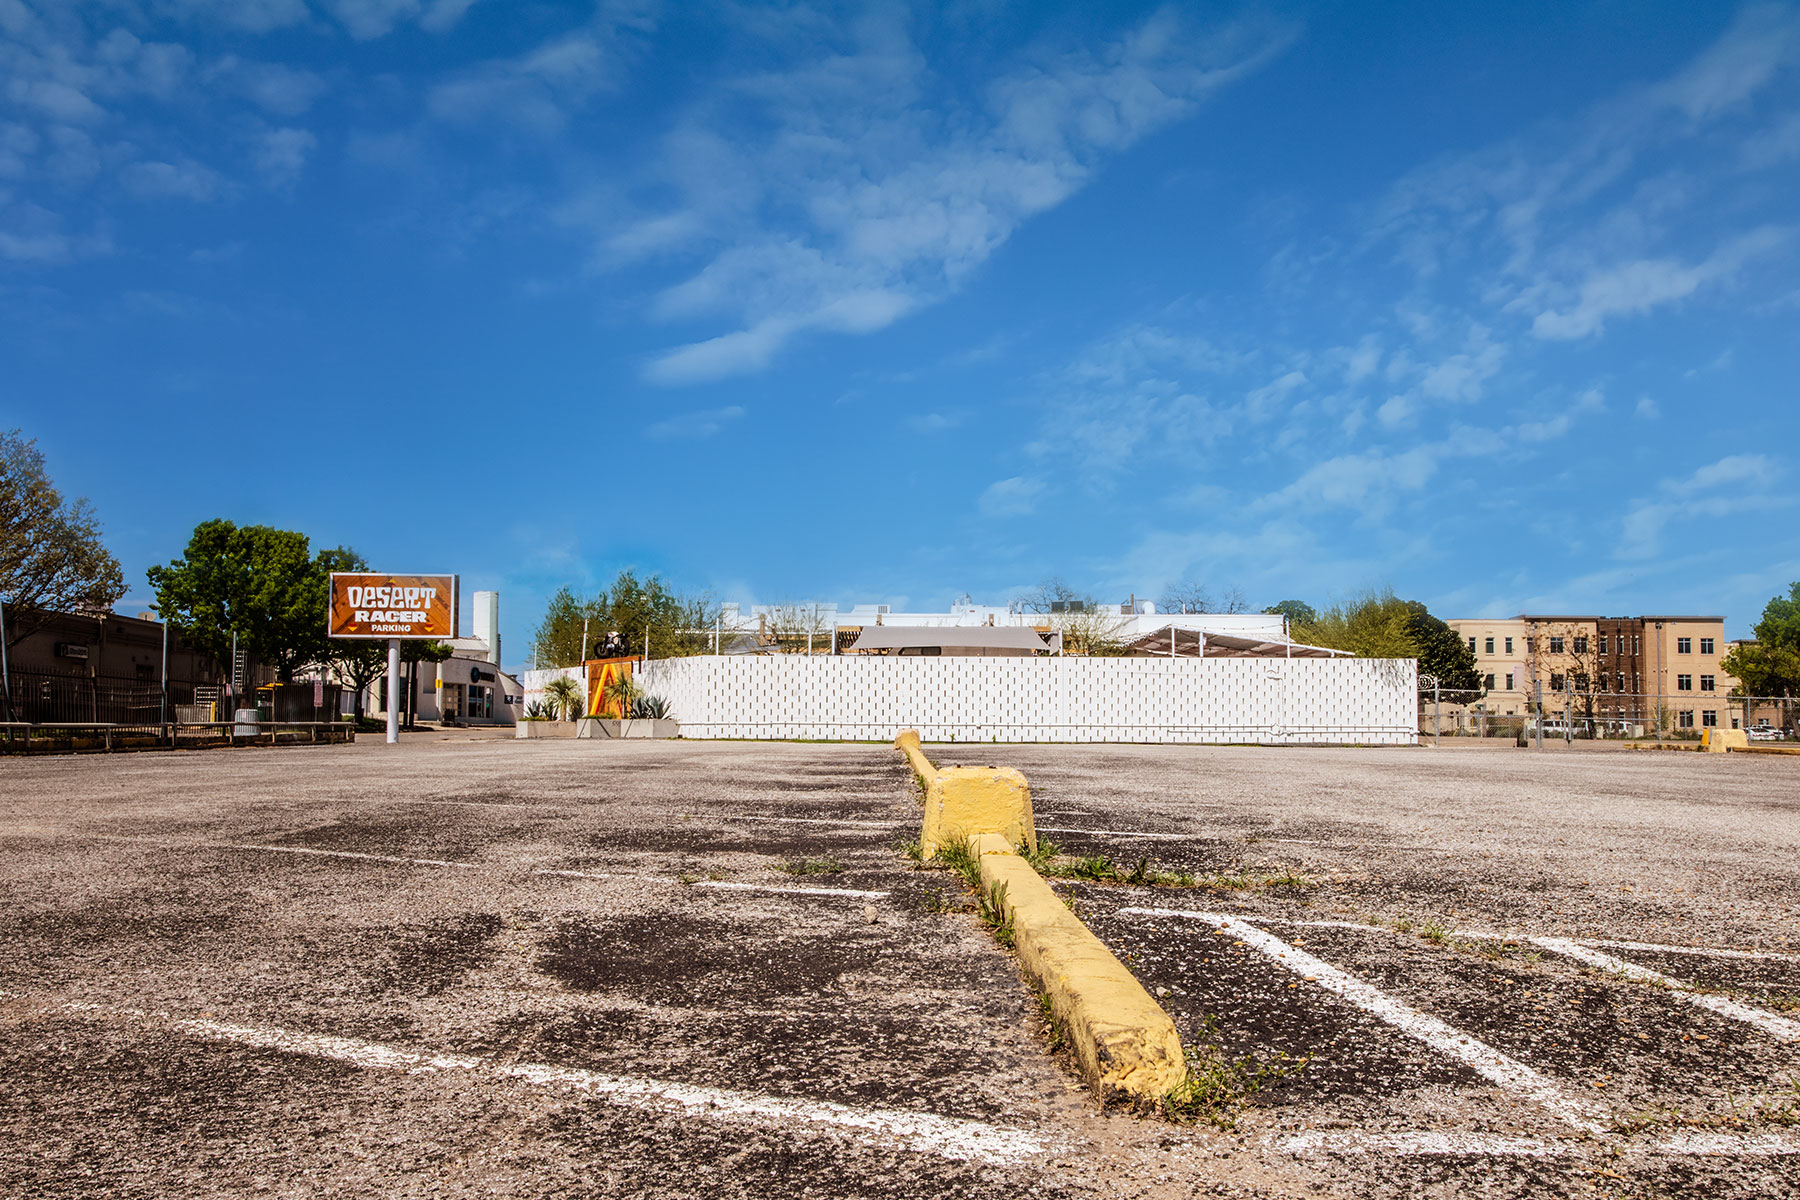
[4, 1, 1798, 664]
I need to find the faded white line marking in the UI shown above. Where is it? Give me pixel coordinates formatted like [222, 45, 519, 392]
[1574, 937, 1800, 963]
[1280, 1131, 1565, 1157]
[1130, 910, 1610, 1133]
[20, 832, 884, 903]
[695, 880, 890, 899]
[219, 842, 482, 870]
[723, 815, 899, 830]
[1034, 825, 1211, 840]
[1129, 909, 1797, 963]
[11, 996, 1043, 1165]
[1531, 938, 1800, 1042]
[1281, 1130, 1800, 1157]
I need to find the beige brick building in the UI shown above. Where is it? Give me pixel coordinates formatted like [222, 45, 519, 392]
[1443, 613, 1738, 734]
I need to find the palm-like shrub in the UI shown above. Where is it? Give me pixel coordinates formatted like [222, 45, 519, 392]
[542, 675, 583, 721]
[602, 673, 642, 719]
[631, 694, 675, 720]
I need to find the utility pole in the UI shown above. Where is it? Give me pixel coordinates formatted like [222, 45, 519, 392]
[0, 597, 12, 724]
[159, 617, 170, 730]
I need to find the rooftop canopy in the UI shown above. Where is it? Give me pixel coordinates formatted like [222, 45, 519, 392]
[845, 625, 1054, 656]
[1122, 625, 1353, 659]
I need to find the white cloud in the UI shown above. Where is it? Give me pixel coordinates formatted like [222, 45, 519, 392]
[644, 404, 747, 439]
[1618, 453, 1785, 558]
[979, 475, 1043, 518]
[1635, 395, 1660, 419]
[1530, 227, 1793, 339]
[120, 158, 225, 201]
[631, 10, 1292, 383]
[252, 126, 316, 187]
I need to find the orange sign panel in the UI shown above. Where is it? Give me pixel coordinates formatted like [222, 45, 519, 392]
[329, 573, 457, 639]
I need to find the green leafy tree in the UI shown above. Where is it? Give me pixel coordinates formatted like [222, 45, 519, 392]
[1292, 589, 1419, 659]
[529, 570, 719, 667]
[542, 674, 583, 721]
[1264, 600, 1318, 627]
[148, 520, 363, 683]
[0, 429, 126, 647]
[1722, 582, 1800, 715]
[1402, 601, 1482, 700]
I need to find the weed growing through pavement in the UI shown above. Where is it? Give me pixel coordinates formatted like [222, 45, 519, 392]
[1160, 1016, 1308, 1129]
[1033, 984, 1068, 1053]
[677, 871, 699, 885]
[1034, 851, 1313, 893]
[895, 838, 925, 864]
[977, 881, 1015, 949]
[778, 855, 843, 876]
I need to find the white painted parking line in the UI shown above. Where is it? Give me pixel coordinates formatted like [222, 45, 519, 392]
[220, 842, 483, 870]
[1035, 825, 1211, 840]
[1279, 1130, 1800, 1157]
[6, 994, 1046, 1165]
[694, 880, 891, 899]
[723, 815, 900, 830]
[1574, 937, 1800, 963]
[1531, 938, 1800, 1042]
[1121, 909, 1611, 1133]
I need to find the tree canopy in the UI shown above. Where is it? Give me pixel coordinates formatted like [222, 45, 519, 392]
[1264, 600, 1318, 626]
[1292, 589, 1481, 696]
[529, 570, 718, 667]
[0, 429, 126, 645]
[1722, 582, 1800, 698]
[148, 520, 365, 682]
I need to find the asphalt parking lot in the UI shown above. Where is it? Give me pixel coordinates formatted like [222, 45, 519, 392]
[3, 737, 1797, 1198]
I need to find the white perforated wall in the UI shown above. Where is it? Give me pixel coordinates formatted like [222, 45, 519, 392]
[635, 656, 1417, 744]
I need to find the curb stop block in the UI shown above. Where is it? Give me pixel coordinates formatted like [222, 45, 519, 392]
[895, 730, 1037, 857]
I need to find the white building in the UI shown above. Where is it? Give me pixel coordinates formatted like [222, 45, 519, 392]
[362, 590, 525, 726]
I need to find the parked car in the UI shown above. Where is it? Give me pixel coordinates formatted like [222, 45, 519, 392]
[1747, 724, 1783, 741]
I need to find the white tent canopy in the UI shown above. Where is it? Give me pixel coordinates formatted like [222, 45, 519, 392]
[1122, 625, 1351, 659]
[845, 625, 1054, 656]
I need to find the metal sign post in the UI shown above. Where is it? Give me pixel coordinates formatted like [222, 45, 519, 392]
[386, 639, 400, 744]
[1420, 673, 1441, 746]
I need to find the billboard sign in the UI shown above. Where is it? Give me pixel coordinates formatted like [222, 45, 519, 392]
[329, 573, 458, 640]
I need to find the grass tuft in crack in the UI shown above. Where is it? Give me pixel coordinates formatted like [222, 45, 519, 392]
[1160, 1017, 1308, 1128]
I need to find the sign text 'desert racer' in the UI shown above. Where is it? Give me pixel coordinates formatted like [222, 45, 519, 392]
[328, 573, 457, 639]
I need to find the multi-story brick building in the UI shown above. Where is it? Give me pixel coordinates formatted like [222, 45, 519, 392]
[1444, 613, 1736, 734]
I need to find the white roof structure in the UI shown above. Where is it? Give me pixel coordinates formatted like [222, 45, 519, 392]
[844, 625, 1054, 655]
[1122, 625, 1352, 659]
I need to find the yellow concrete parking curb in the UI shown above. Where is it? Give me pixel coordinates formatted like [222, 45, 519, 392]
[892, 730, 1187, 1106]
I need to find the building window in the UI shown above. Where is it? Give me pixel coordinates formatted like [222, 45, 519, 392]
[1484, 673, 1495, 690]
[1504, 672, 1514, 690]
[1573, 636, 1588, 654]
[1678, 710, 1695, 729]
[1700, 675, 1715, 691]
[1484, 637, 1494, 654]
[1700, 637, 1715, 654]
[1467, 636, 1476, 652]
[1598, 635, 1608, 655]
[1702, 710, 1718, 727]
[1617, 673, 1626, 692]
[1677, 637, 1691, 653]
[1597, 675, 1608, 692]
[1549, 636, 1565, 654]
[1505, 637, 1513, 654]
[1550, 673, 1565, 690]
[1677, 674, 1692, 691]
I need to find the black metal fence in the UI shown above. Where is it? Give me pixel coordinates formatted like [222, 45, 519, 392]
[0, 669, 201, 725]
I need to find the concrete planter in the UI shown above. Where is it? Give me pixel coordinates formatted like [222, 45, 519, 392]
[515, 720, 579, 739]
[577, 718, 681, 739]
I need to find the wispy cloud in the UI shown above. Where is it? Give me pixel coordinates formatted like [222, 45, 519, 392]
[1619, 453, 1786, 558]
[645, 404, 746, 439]
[619, 9, 1293, 384]
[979, 475, 1043, 518]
